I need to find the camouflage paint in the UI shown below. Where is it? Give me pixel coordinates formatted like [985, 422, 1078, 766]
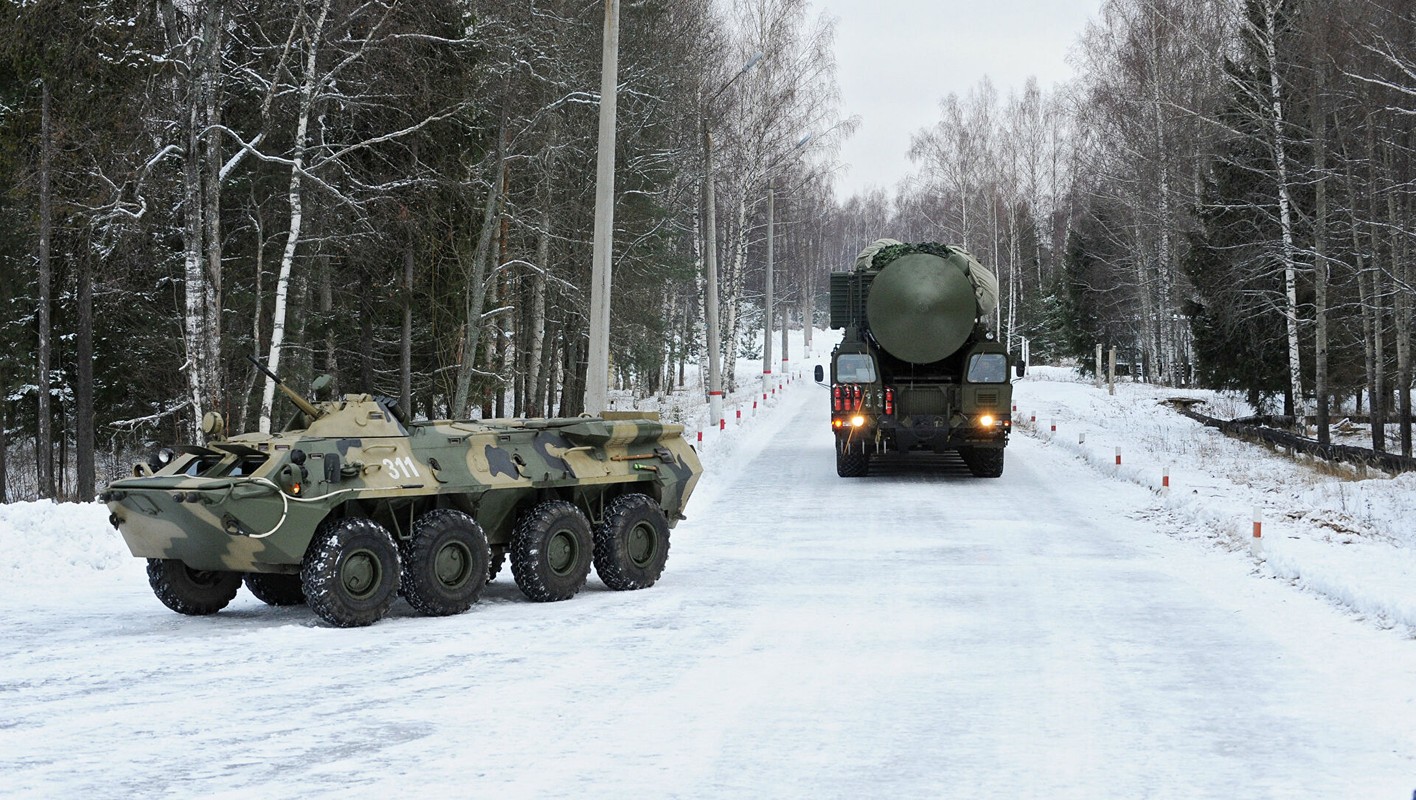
[103, 395, 701, 574]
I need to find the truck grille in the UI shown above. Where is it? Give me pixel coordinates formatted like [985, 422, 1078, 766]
[976, 390, 999, 407]
[899, 387, 947, 416]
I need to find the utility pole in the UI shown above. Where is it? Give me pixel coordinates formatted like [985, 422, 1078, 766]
[585, 0, 619, 415]
[703, 122, 724, 426]
[763, 177, 775, 393]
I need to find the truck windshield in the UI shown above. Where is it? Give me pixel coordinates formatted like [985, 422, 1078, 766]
[966, 353, 1008, 383]
[835, 354, 877, 383]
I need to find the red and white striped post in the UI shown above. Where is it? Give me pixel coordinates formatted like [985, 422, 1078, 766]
[696, 431, 703, 445]
[1114, 447, 1122, 466]
[719, 418, 726, 431]
[1162, 467, 1170, 494]
[1050, 419, 1057, 434]
[736, 408, 742, 422]
[1251, 506, 1264, 557]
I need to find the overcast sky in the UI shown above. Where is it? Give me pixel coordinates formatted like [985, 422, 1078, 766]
[817, 0, 1102, 199]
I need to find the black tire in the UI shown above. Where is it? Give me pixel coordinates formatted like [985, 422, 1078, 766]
[836, 438, 868, 477]
[401, 509, 490, 616]
[488, 547, 506, 582]
[961, 446, 1005, 478]
[301, 517, 401, 627]
[593, 493, 671, 591]
[146, 558, 242, 615]
[243, 572, 306, 606]
[510, 500, 593, 602]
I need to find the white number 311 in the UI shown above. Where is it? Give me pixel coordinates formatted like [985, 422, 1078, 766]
[382, 456, 421, 480]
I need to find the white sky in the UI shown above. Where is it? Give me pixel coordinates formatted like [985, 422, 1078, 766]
[818, 0, 1103, 199]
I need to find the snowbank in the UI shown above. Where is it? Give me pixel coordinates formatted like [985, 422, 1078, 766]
[1015, 366, 1416, 630]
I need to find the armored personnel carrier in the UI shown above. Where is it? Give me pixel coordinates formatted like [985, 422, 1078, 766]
[815, 240, 1022, 478]
[101, 369, 701, 627]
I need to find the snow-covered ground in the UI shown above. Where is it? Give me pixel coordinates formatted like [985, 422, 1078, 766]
[2, 344, 1415, 798]
[1015, 366, 1416, 631]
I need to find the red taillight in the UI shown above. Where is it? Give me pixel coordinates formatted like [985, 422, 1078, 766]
[884, 387, 895, 415]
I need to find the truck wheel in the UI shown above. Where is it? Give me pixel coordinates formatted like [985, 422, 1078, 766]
[401, 509, 489, 616]
[836, 439, 869, 477]
[510, 500, 593, 602]
[147, 558, 241, 615]
[301, 517, 401, 627]
[593, 493, 671, 591]
[961, 446, 1005, 478]
[243, 572, 306, 606]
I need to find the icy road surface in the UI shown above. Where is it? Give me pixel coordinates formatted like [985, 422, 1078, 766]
[3, 380, 1415, 799]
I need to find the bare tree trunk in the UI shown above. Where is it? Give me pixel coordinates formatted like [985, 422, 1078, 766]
[36, 80, 54, 499]
[1388, 145, 1412, 455]
[238, 208, 265, 433]
[401, 239, 413, 414]
[452, 132, 507, 418]
[75, 251, 95, 501]
[721, 190, 749, 393]
[201, 1, 224, 426]
[1311, 47, 1330, 444]
[260, 0, 331, 432]
[0, 398, 8, 502]
[526, 206, 549, 416]
[1260, 0, 1305, 415]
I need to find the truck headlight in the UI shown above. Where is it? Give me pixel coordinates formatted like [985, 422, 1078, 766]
[850, 415, 866, 427]
[978, 414, 995, 427]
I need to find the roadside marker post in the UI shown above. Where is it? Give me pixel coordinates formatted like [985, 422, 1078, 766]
[1251, 507, 1264, 557]
[1050, 419, 1057, 434]
[1162, 467, 1170, 494]
[1079, 432, 1086, 445]
[1115, 447, 1122, 466]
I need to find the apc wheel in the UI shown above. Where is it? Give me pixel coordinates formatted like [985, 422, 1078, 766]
[401, 509, 490, 616]
[488, 547, 506, 581]
[301, 517, 401, 627]
[243, 572, 306, 606]
[836, 438, 868, 477]
[510, 500, 593, 602]
[961, 446, 1005, 478]
[593, 493, 670, 591]
[147, 559, 241, 615]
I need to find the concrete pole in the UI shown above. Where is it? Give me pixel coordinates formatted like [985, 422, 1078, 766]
[781, 299, 790, 379]
[1095, 343, 1103, 388]
[763, 177, 774, 393]
[703, 123, 724, 426]
[1108, 346, 1117, 396]
[585, 0, 619, 416]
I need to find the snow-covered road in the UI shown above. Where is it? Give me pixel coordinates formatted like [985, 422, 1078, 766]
[3, 376, 1414, 798]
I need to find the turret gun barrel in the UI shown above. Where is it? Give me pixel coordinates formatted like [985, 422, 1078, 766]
[247, 355, 322, 420]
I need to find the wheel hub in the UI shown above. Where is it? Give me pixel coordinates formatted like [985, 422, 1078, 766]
[627, 522, 657, 567]
[548, 529, 578, 575]
[341, 549, 382, 599]
[435, 542, 472, 588]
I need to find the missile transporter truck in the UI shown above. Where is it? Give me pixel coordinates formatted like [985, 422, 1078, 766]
[101, 367, 702, 627]
[814, 239, 1021, 478]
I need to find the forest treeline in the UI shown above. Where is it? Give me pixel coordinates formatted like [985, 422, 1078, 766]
[4, 0, 1415, 503]
[0, 0, 848, 501]
[887, 0, 1416, 456]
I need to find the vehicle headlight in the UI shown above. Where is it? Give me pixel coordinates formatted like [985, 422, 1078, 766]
[978, 414, 995, 427]
[850, 415, 866, 427]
